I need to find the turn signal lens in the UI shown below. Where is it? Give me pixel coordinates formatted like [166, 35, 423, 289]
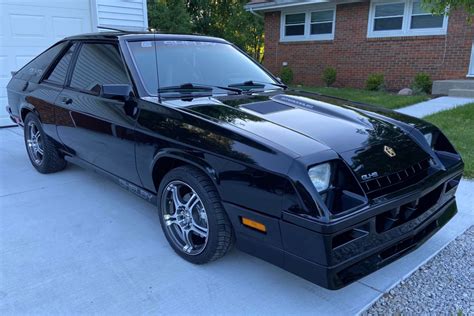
[241, 217, 266, 233]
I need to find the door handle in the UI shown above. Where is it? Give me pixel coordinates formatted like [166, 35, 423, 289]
[61, 97, 73, 105]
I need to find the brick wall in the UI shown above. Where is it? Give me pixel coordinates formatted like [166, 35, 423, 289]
[263, 2, 473, 90]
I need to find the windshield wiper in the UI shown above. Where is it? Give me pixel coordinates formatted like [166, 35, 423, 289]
[228, 80, 287, 90]
[158, 83, 242, 95]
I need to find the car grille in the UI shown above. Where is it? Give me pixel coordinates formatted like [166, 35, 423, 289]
[375, 183, 444, 233]
[360, 158, 431, 198]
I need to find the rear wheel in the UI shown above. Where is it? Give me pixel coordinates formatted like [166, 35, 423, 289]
[158, 165, 234, 264]
[24, 113, 66, 174]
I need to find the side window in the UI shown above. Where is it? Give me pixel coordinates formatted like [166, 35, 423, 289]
[15, 42, 68, 83]
[45, 43, 78, 85]
[70, 43, 130, 94]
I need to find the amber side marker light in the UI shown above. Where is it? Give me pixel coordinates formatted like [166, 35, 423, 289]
[241, 217, 267, 233]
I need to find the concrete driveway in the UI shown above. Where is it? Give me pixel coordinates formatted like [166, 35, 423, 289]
[1, 126, 473, 315]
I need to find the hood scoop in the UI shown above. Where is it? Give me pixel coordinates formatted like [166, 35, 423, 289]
[271, 94, 373, 129]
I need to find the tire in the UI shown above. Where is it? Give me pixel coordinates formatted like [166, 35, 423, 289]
[24, 112, 67, 174]
[157, 165, 234, 264]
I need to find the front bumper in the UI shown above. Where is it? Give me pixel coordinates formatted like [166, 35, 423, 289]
[224, 166, 462, 290]
[284, 198, 457, 289]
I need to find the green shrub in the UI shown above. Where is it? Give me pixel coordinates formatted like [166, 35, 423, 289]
[366, 73, 385, 91]
[280, 66, 294, 85]
[412, 72, 432, 94]
[322, 67, 337, 87]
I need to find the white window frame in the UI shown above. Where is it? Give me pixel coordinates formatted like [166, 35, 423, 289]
[468, 42, 474, 77]
[280, 4, 336, 42]
[367, 0, 449, 38]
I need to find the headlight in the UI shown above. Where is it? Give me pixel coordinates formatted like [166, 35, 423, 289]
[424, 132, 433, 147]
[308, 163, 331, 192]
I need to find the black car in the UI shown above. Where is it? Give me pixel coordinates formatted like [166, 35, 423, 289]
[6, 31, 463, 290]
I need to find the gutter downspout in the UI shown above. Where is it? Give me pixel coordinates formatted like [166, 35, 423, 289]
[249, 7, 263, 18]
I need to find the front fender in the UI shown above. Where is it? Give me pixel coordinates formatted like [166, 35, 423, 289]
[149, 149, 220, 187]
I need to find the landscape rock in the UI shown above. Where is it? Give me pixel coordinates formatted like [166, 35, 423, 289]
[398, 88, 413, 95]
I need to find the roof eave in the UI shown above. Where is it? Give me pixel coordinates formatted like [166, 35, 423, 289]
[245, 0, 364, 12]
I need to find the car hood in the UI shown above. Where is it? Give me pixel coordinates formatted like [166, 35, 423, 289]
[163, 90, 431, 177]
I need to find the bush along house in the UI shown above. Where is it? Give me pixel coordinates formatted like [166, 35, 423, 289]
[245, 0, 474, 96]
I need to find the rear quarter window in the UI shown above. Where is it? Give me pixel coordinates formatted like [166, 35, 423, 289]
[14, 42, 68, 83]
[45, 43, 78, 85]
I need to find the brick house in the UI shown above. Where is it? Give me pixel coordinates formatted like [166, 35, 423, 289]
[245, 0, 474, 92]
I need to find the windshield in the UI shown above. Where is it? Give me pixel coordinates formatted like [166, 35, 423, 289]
[127, 40, 279, 96]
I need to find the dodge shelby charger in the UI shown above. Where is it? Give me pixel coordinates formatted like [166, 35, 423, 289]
[6, 32, 463, 289]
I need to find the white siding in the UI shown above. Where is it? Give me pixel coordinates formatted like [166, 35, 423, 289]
[93, 0, 148, 31]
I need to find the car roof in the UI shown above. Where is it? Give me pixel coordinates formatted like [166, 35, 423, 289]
[64, 31, 229, 44]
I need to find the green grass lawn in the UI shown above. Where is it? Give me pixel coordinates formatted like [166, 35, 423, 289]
[294, 86, 429, 110]
[425, 103, 474, 178]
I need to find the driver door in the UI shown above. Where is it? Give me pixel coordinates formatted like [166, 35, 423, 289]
[55, 42, 141, 185]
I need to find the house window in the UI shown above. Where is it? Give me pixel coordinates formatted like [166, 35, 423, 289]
[368, 0, 448, 38]
[285, 13, 305, 36]
[410, 1, 444, 29]
[280, 5, 336, 42]
[310, 10, 334, 35]
[373, 3, 405, 31]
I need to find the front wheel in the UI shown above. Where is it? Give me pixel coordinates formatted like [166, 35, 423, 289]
[158, 166, 234, 264]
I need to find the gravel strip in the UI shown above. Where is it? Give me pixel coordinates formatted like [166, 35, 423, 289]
[364, 225, 474, 315]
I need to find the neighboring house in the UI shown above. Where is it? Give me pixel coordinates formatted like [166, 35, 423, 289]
[245, 0, 474, 91]
[0, 0, 148, 126]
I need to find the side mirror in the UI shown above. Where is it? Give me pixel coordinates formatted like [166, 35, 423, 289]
[276, 77, 283, 84]
[101, 84, 133, 100]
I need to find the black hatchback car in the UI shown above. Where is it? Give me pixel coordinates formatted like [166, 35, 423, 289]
[6, 32, 463, 289]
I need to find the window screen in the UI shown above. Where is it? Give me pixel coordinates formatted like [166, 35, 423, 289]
[70, 43, 129, 94]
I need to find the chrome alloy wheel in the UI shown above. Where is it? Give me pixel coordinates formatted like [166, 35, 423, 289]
[26, 121, 44, 165]
[161, 181, 209, 255]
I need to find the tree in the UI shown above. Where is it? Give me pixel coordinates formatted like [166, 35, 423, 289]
[147, 0, 192, 33]
[184, 0, 264, 61]
[422, 0, 474, 18]
[147, 0, 264, 62]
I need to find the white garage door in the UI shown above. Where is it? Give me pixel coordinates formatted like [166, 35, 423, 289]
[0, 0, 93, 126]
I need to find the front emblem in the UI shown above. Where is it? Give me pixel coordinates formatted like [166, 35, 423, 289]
[384, 145, 396, 158]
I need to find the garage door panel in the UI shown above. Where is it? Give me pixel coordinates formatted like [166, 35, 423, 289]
[0, 56, 8, 77]
[0, 1, 93, 126]
[0, 83, 7, 97]
[0, 97, 7, 113]
[0, 79, 8, 97]
[1, 4, 92, 47]
[52, 17, 86, 40]
[0, 0, 91, 11]
[15, 55, 37, 70]
[10, 14, 47, 38]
